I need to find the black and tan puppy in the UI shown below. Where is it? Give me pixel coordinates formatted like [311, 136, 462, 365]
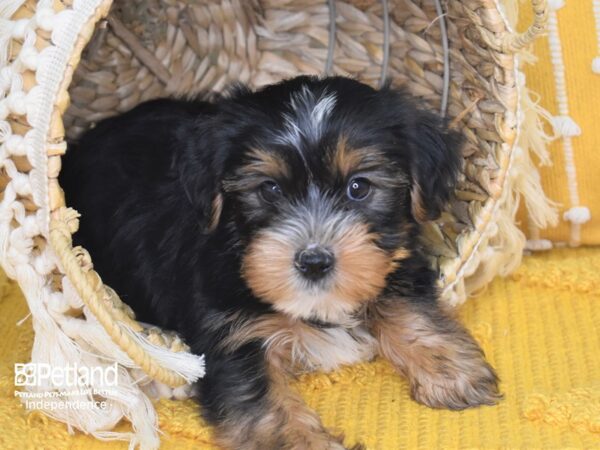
[60, 76, 500, 450]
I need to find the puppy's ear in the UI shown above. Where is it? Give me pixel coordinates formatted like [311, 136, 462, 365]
[176, 118, 226, 233]
[407, 111, 463, 223]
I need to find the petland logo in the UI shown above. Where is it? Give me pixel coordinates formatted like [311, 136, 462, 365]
[14, 363, 119, 387]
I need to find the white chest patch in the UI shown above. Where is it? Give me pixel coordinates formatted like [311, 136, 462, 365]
[287, 323, 378, 372]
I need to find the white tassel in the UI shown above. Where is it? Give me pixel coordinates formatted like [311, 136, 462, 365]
[593, 57, 600, 74]
[563, 206, 591, 224]
[35, 7, 56, 32]
[525, 239, 553, 251]
[5, 134, 26, 156]
[19, 45, 38, 71]
[552, 115, 581, 137]
[548, 0, 565, 10]
[6, 89, 26, 115]
[11, 17, 26, 39]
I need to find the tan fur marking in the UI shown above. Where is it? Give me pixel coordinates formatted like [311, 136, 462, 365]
[222, 313, 376, 372]
[242, 222, 396, 323]
[242, 237, 298, 308]
[333, 137, 363, 178]
[332, 137, 385, 178]
[392, 247, 411, 261]
[213, 380, 346, 450]
[328, 223, 396, 308]
[368, 299, 501, 410]
[260, 356, 348, 449]
[242, 147, 290, 179]
[215, 314, 366, 449]
[411, 184, 428, 223]
[207, 193, 223, 232]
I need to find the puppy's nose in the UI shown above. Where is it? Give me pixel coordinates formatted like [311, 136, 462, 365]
[294, 247, 334, 280]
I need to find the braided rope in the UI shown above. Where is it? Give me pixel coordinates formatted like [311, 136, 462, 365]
[504, 0, 549, 52]
[472, 0, 548, 53]
[49, 208, 189, 387]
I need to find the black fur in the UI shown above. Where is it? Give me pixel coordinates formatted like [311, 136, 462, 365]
[60, 76, 472, 448]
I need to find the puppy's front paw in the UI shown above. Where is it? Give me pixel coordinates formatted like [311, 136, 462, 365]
[409, 350, 501, 410]
[369, 298, 502, 411]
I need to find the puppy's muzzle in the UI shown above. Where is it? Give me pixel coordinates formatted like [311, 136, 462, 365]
[294, 247, 334, 281]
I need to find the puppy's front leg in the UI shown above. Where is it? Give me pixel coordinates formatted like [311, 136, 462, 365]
[368, 298, 501, 410]
[198, 341, 358, 450]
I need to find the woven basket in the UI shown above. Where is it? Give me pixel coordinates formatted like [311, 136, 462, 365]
[0, 0, 556, 447]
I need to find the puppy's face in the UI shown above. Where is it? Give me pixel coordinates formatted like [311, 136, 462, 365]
[201, 77, 461, 323]
[229, 141, 409, 324]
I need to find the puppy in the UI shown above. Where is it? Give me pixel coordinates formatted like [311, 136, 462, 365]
[60, 76, 500, 450]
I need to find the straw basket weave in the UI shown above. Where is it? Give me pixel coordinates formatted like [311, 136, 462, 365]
[0, 0, 556, 447]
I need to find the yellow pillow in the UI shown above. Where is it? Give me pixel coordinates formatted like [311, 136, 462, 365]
[518, 0, 600, 246]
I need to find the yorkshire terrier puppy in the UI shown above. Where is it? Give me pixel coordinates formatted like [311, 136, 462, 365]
[60, 76, 500, 449]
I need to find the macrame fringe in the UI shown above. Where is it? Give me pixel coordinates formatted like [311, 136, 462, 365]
[448, 0, 559, 301]
[514, 81, 559, 229]
[15, 266, 161, 449]
[496, 0, 559, 244]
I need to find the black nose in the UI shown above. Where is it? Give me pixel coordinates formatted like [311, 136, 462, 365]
[294, 247, 334, 280]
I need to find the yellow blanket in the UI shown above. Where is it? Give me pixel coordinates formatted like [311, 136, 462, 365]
[1, 248, 599, 449]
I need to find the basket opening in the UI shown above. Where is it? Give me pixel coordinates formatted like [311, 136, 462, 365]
[60, 0, 518, 304]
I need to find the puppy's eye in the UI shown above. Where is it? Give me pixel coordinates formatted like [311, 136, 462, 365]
[347, 178, 371, 201]
[259, 180, 282, 203]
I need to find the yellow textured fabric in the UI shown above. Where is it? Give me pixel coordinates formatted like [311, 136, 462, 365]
[1, 248, 599, 449]
[518, 2, 600, 245]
